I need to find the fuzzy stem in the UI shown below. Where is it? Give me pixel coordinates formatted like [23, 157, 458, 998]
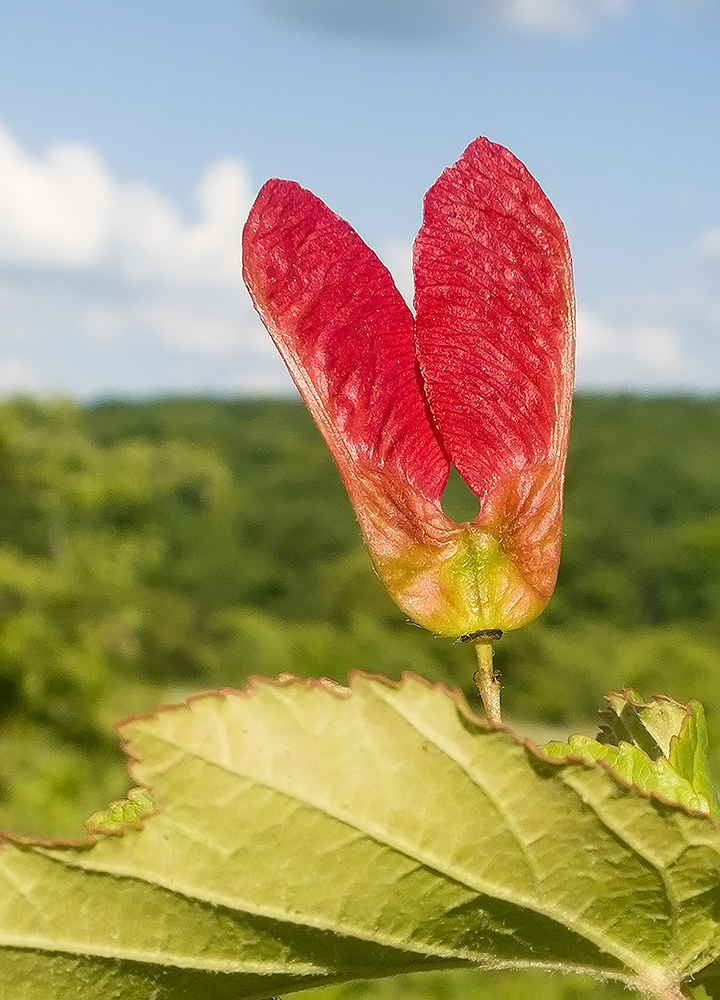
[473, 641, 502, 724]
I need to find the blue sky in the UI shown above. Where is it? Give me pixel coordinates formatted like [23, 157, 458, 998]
[0, 0, 718, 397]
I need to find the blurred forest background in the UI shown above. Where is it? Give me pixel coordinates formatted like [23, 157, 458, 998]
[2, 392, 720, 999]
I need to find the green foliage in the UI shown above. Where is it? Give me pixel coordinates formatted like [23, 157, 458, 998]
[0, 399, 246, 834]
[542, 690, 719, 817]
[86, 786, 155, 833]
[3, 676, 720, 999]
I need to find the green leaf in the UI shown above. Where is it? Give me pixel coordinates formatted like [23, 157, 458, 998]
[3, 674, 720, 999]
[598, 689, 689, 758]
[668, 702, 720, 820]
[545, 690, 720, 820]
[85, 786, 157, 833]
[540, 732, 713, 814]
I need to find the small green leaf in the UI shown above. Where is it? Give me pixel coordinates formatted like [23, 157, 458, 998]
[598, 689, 689, 759]
[541, 732, 713, 814]
[2, 674, 720, 1000]
[669, 702, 720, 820]
[85, 786, 156, 833]
[548, 690, 720, 820]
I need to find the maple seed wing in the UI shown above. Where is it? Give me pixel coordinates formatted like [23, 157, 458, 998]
[413, 136, 575, 500]
[242, 179, 447, 499]
[413, 137, 575, 608]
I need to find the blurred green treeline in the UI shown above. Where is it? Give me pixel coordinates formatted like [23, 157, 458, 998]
[3, 392, 720, 841]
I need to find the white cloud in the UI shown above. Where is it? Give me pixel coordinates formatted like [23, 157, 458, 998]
[251, 0, 628, 39]
[575, 308, 688, 388]
[0, 129, 112, 268]
[0, 357, 45, 394]
[0, 123, 290, 396]
[503, 0, 626, 33]
[132, 293, 250, 354]
[700, 226, 720, 260]
[108, 159, 252, 288]
[81, 304, 125, 344]
[0, 123, 251, 288]
[77, 286, 275, 359]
